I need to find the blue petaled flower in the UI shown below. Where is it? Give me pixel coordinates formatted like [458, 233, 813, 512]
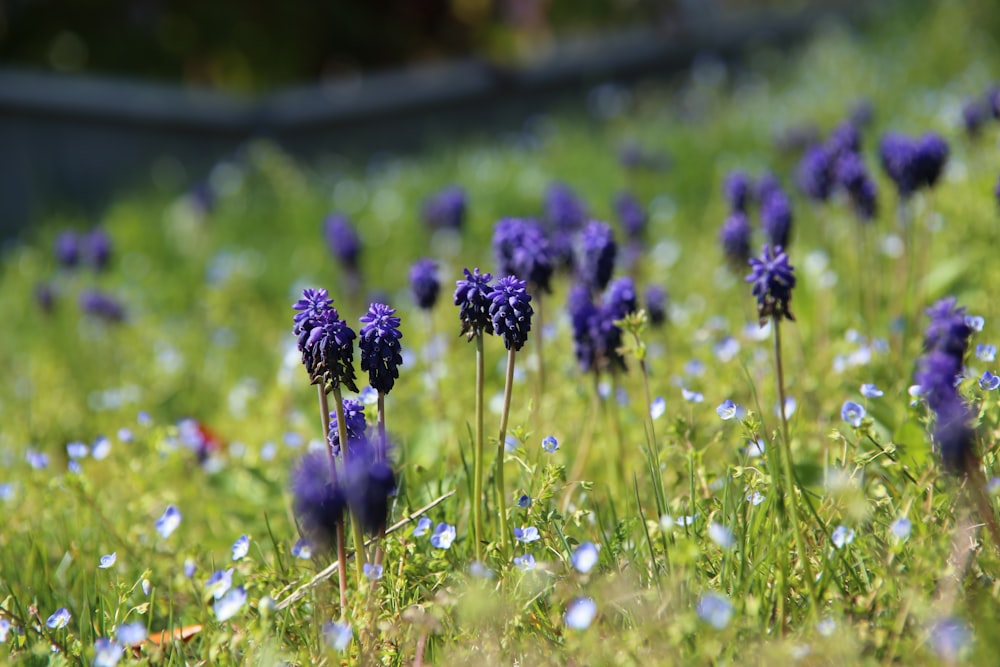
[93, 638, 122, 667]
[430, 523, 457, 549]
[841, 401, 866, 428]
[860, 383, 883, 398]
[206, 568, 234, 599]
[492, 218, 556, 293]
[67, 441, 88, 459]
[291, 538, 313, 559]
[564, 597, 597, 630]
[292, 451, 346, 549]
[99, 552, 117, 569]
[324, 620, 354, 652]
[518, 494, 532, 509]
[323, 213, 361, 271]
[965, 315, 985, 332]
[514, 526, 540, 543]
[723, 170, 753, 212]
[488, 275, 534, 352]
[831, 525, 855, 549]
[716, 400, 738, 420]
[454, 268, 495, 340]
[409, 259, 440, 311]
[292, 288, 359, 391]
[708, 522, 735, 550]
[513, 554, 536, 571]
[682, 388, 704, 403]
[359, 303, 404, 395]
[422, 185, 466, 231]
[719, 212, 752, 270]
[696, 593, 733, 630]
[155, 506, 182, 538]
[746, 245, 796, 325]
[328, 398, 367, 458]
[576, 221, 617, 292]
[363, 563, 384, 581]
[542, 436, 559, 453]
[930, 617, 971, 662]
[46, 607, 71, 629]
[890, 517, 912, 540]
[412, 516, 432, 537]
[231, 535, 250, 561]
[567, 283, 626, 374]
[976, 344, 997, 362]
[214, 586, 247, 622]
[116, 622, 146, 646]
[571, 541, 599, 573]
[979, 371, 1000, 391]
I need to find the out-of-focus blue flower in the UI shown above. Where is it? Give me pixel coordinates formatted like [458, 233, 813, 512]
[231, 535, 250, 561]
[966, 315, 985, 332]
[890, 517, 912, 540]
[696, 593, 733, 630]
[430, 523, 456, 549]
[0, 619, 9, 643]
[775, 397, 797, 419]
[422, 186, 466, 231]
[514, 526, 540, 543]
[92, 436, 112, 460]
[831, 525, 855, 549]
[723, 170, 753, 212]
[292, 451, 346, 549]
[412, 516, 432, 537]
[576, 221, 617, 292]
[650, 396, 666, 420]
[46, 607, 71, 629]
[930, 617, 970, 662]
[363, 563, 384, 581]
[84, 228, 113, 271]
[746, 491, 765, 506]
[323, 620, 353, 652]
[797, 144, 835, 201]
[155, 506, 182, 538]
[492, 218, 556, 293]
[816, 617, 837, 637]
[542, 436, 559, 453]
[54, 230, 81, 268]
[93, 638, 123, 667]
[99, 552, 117, 569]
[564, 597, 597, 630]
[644, 284, 668, 326]
[66, 441, 88, 459]
[979, 371, 1000, 391]
[682, 389, 704, 403]
[860, 383, 883, 398]
[760, 190, 793, 250]
[79, 290, 126, 322]
[518, 494, 532, 509]
[184, 558, 197, 579]
[513, 554, 536, 571]
[614, 191, 647, 240]
[719, 212, 752, 270]
[708, 522, 735, 550]
[213, 586, 247, 622]
[571, 542, 599, 574]
[409, 258, 440, 311]
[976, 344, 997, 362]
[206, 568, 234, 599]
[716, 400, 738, 420]
[292, 539, 313, 559]
[116, 622, 146, 646]
[841, 401, 866, 428]
[323, 213, 361, 270]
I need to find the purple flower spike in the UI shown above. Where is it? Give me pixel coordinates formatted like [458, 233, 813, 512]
[797, 145, 835, 202]
[719, 212, 752, 269]
[914, 133, 949, 189]
[409, 258, 440, 311]
[292, 450, 346, 549]
[328, 398, 367, 457]
[454, 268, 494, 340]
[492, 218, 555, 293]
[603, 276, 638, 320]
[488, 276, 534, 352]
[54, 231, 81, 268]
[292, 288, 358, 392]
[827, 121, 862, 158]
[835, 153, 878, 222]
[644, 285, 668, 327]
[576, 221, 617, 292]
[359, 303, 403, 395]
[342, 439, 396, 535]
[614, 191, 647, 240]
[323, 214, 361, 270]
[760, 190, 793, 250]
[962, 99, 987, 137]
[79, 290, 125, 323]
[723, 170, 753, 213]
[746, 245, 796, 325]
[422, 185, 466, 231]
[545, 182, 587, 233]
[84, 228, 113, 271]
[879, 132, 920, 198]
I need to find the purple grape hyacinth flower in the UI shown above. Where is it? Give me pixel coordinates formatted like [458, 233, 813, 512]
[760, 189, 793, 249]
[746, 245, 796, 325]
[409, 259, 440, 311]
[835, 153, 878, 222]
[84, 228, 113, 271]
[962, 99, 987, 137]
[576, 221, 617, 292]
[488, 276, 534, 352]
[723, 170, 753, 212]
[79, 290, 125, 322]
[719, 212, 752, 269]
[359, 303, 403, 395]
[492, 218, 555, 293]
[292, 450, 346, 549]
[603, 276, 638, 320]
[454, 268, 495, 341]
[644, 284, 668, 326]
[323, 213, 361, 271]
[343, 445, 396, 536]
[797, 144, 835, 201]
[879, 132, 921, 198]
[54, 230, 81, 268]
[614, 191, 647, 240]
[914, 133, 949, 189]
[328, 398, 367, 456]
[292, 288, 359, 392]
[423, 185, 466, 231]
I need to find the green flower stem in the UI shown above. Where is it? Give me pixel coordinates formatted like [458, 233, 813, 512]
[317, 385, 348, 614]
[473, 332, 485, 561]
[495, 347, 517, 557]
[332, 384, 368, 580]
[773, 320, 818, 616]
[374, 391, 387, 567]
[536, 291, 546, 397]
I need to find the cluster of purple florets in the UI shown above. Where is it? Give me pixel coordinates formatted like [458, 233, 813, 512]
[492, 218, 556, 293]
[878, 131, 949, 198]
[423, 185, 467, 231]
[719, 170, 794, 268]
[39, 228, 124, 320]
[54, 228, 113, 271]
[796, 119, 878, 221]
[746, 245, 796, 325]
[915, 298, 977, 473]
[454, 269, 535, 352]
[359, 303, 404, 395]
[293, 288, 360, 391]
[960, 85, 1000, 137]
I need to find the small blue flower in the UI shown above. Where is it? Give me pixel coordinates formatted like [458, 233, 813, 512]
[115, 622, 146, 646]
[542, 436, 559, 453]
[142, 579, 151, 596]
[26, 449, 49, 470]
[744, 439, 765, 458]
[979, 371, 1000, 391]
[0, 618, 9, 643]
[860, 383, 884, 398]
[650, 396, 667, 419]
[323, 620, 353, 652]
[213, 586, 247, 622]
[696, 593, 733, 630]
[746, 491, 765, 506]
[513, 554, 536, 571]
[514, 526, 540, 543]
[816, 618, 836, 637]
[206, 568, 234, 599]
[831, 525, 855, 549]
[890, 517, 912, 540]
[46, 607, 71, 629]
[716, 399, 738, 420]
[155, 505, 181, 538]
[117, 428, 133, 444]
[571, 542, 599, 574]
[93, 638, 123, 667]
[0, 483, 14, 502]
[708, 522, 736, 550]
[92, 436, 112, 460]
[965, 315, 985, 332]
[469, 561, 495, 578]
[682, 388, 704, 403]
[231, 535, 250, 561]
[68, 460, 82, 475]
[684, 359, 706, 376]
[363, 563, 384, 581]
[518, 494, 532, 509]
[775, 396, 797, 418]
[976, 344, 997, 362]
[412, 516, 432, 537]
[359, 386, 379, 405]
[66, 441, 89, 459]
[291, 538, 313, 559]
[430, 523, 456, 549]
[504, 435, 518, 453]
[841, 401, 866, 428]
[930, 617, 970, 662]
[99, 552, 117, 569]
[714, 336, 740, 362]
[564, 597, 597, 630]
[184, 558, 197, 579]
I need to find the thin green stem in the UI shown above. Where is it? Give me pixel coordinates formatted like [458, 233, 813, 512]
[773, 321, 818, 618]
[496, 347, 517, 557]
[473, 333, 485, 561]
[332, 384, 368, 580]
[317, 385, 348, 614]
